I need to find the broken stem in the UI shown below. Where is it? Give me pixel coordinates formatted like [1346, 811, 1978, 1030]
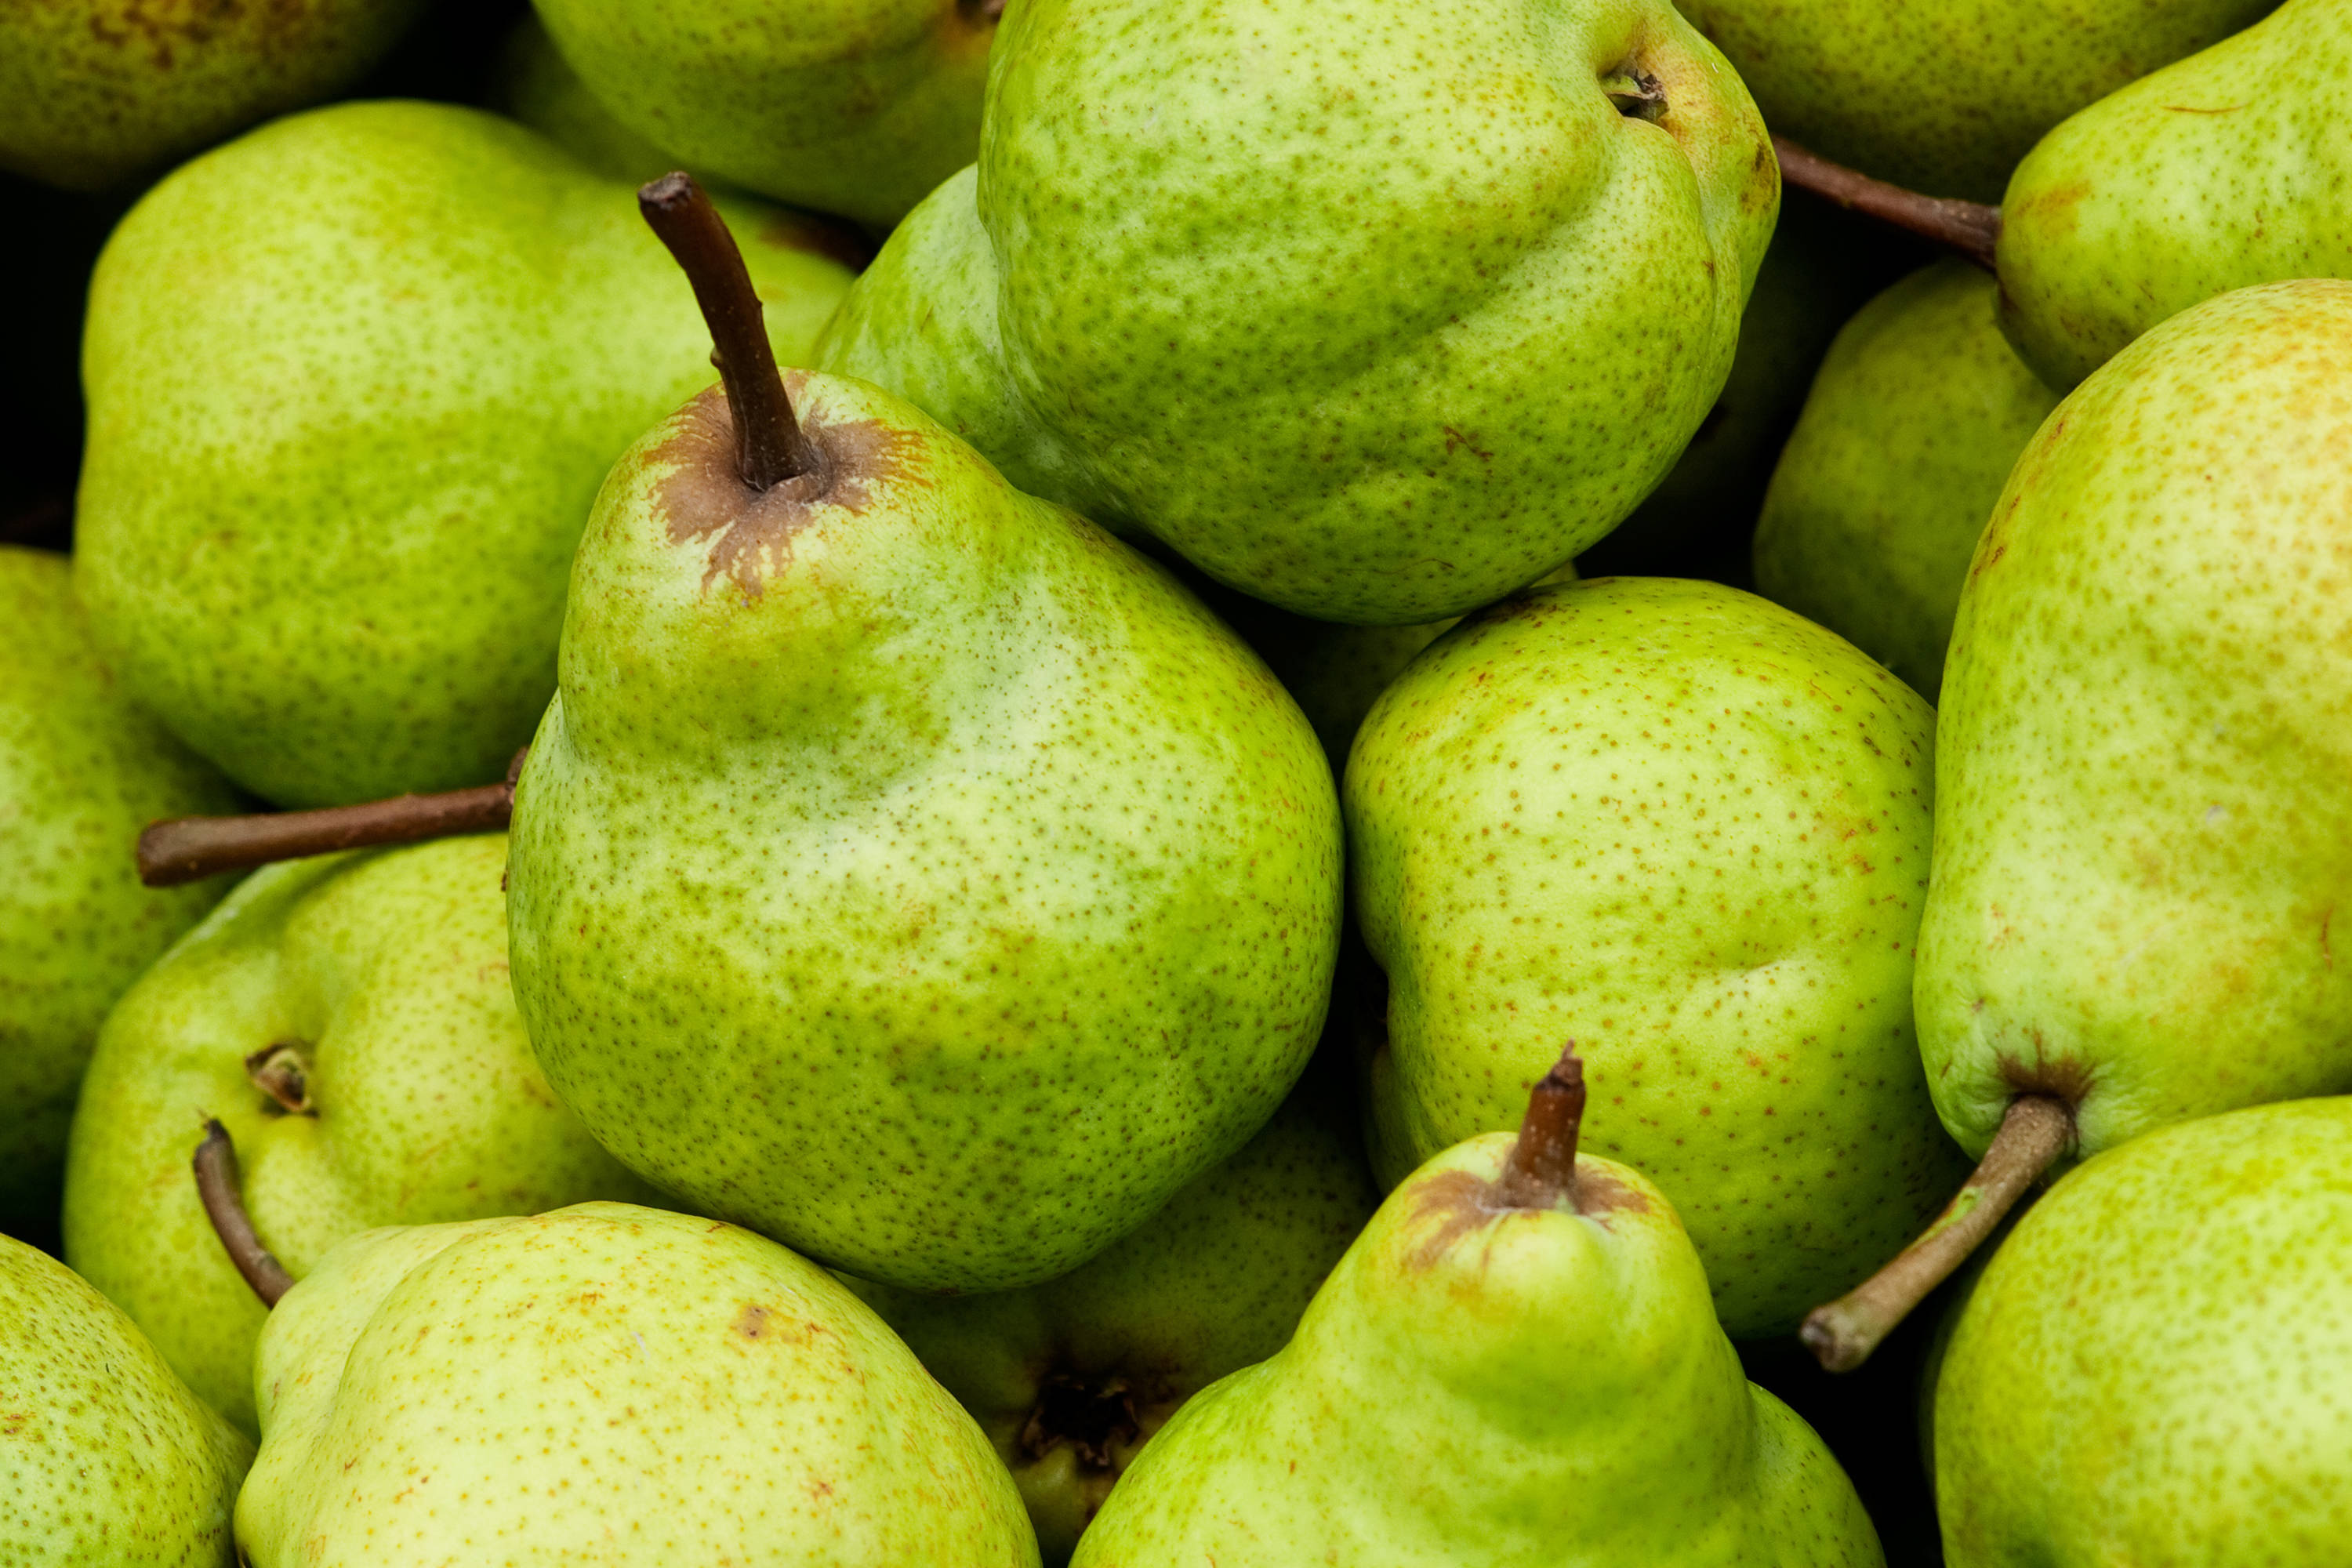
[1800, 1094, 2075, 1372]
[193, 1120, 294, 1308]
[1493, 1045, 1588, 1210]
[637, 172, 817, 491]
[1773, 136, 2003, 274]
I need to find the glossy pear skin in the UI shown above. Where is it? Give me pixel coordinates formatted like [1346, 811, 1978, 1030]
[1935, 1098, 2352, 1565]
[1754, 261, 2062, 701]
[818, 0, 1777, 624]
[1998, 0, 2352, 388]
[64, 836, 655, 1436]
[1, 547, 240, 1221]
[0, 0, 428, 190]
[236, 1204, 1039, 1566]
[1348, 578, 1963, 1336]
[506, 370, 1341, 1294]
[1072, 1134, 1882, 1566]
[1677, 0, 2275, 203]
[533, 0, 997, 229]
[1915, 281, 2352, 1160]
[74, 100, 854, 808]
[0, 1235, 251, 1566]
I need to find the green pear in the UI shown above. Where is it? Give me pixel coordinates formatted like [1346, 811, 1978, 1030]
[2, 546, 240, 1229]
[0, 1233, 251, 1566]
[531, 0, 1000, 229]
[235, 1203, 1039, 1565]
[1753, 260, 2062, 701]
[1933, 1098, 2352, 1564]
[1071, 1055, 1884, 1565]
[1996, 0, 2352, 387]
[507, 177, 1340, 1295]
[0, 0, 429, 191]
[1348, 575, 1966, 1338]
[495, 13, 687, 185]
[63, 835, 656, 1436]
[815, 0, 1777, 624]
[74, 100, 854, 808]
[1676, 0, 2274, 204]
[845, 1069, 1379, 1562]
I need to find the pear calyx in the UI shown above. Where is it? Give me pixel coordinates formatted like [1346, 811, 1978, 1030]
[1491, 1046, 1591, 1212]
[245, 1043, 316, 1116]
[1774, 136, 2002, 272]
[1020, 1372, 1147, 1473]
[192, 1118, 294, 1307]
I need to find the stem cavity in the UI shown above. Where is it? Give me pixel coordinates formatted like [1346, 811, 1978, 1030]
[1773, 136, 2004, 274]
[192, 1119, 295, 1308]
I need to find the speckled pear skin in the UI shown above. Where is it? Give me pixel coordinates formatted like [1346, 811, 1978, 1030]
[61, 836, 657, 1437]
[236, 1203, 1040, 1566]
[1934, 1098, 2352, 1566]
[1997, 0, 2352, 389]
[845, 1074, 1379, 1563]
[1677, 0, 2274, 205]
[817, 0, 1777, 625]
[1071, 1134, 1883, 1566]
[0, 1235, 251, 1567]
[1914, 281, 2352, 1163]
[506, 368, 1341, 1294]
[1347, 577, 1965, 1338]
[0, 0, 429, 191]
[0, 547, 241, 1225]
[1753, 262, 2062, 702]
[73, 100, 855, 808]
[495, 14, 686, 185]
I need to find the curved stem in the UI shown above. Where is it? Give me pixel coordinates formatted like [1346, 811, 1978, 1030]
[1800, 1094, 2074, 1371]
[638, 172, 816, 490]
[1773, 136, 2003, 274]
[192, 1120, 294, 1308]
[1492, 1045, 1587, 1210]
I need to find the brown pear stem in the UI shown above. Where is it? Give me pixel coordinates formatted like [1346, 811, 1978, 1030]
[193, 1120, 293, 1308]
[1773, 136, 2003, 274]
[1800, 1094, 2074, 1372]
[1492, 1045, 1587, 1210]
[137, 751, 524, 887]
[637, 172, 816, 490]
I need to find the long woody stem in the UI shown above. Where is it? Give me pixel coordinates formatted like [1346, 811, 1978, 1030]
[1492, 1046, 1588, 1210]
[1773, 136, 2004, 274]
[193, 1120, 294, 1308]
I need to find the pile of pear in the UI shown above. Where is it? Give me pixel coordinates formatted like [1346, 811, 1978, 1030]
[5, 1, 2351, 1565]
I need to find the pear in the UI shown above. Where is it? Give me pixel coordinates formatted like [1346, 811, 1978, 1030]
[1677, 0, 2276, 204]
[506, 177, 1340, 1294]
[0, 1233, 251, 1566]
[815, 0, 1777, 624]
[73, 100, 855, 808]
[1348, 575, 1965, 1338]
[0, 0, 429, 190]
[1753, 260, 2062, 700]
[1, 546, 240, 1230]
[495, 13, 687, 185]
[63, 835, 656, 1436]
[1070, 1053, 1884, 1566]
[845, 1065, 1379, 1562]
[234, 1203, 1039, 1565]
[1804, 281, 2352, 1369]
[1933, 1098, 2352, 1565]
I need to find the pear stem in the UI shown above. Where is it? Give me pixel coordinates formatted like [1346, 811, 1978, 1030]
[193, 1120, 294, 1308]
[1773, 136, 2003, 274]
[136, 751, 525, 887]
[1492, 1045, 1587, 1210]
[637, 172, 817, 491]
[1800, 1094, 2074, 1372]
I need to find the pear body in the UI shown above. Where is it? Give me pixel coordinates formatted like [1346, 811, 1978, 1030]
[0, 0, 429, 190]
[1935, 1098, 2352, 1565]
[817, 0, 1777, 624]
[235, 1203, 1039, 1566]
[0, 547, 240, 1227]
[74, 100, 854, 808]
[1915, 281, 2352, 1160]
[506, 371, 1341, 1294]
[1998, 0, 2352, 387]
[1753, 261, 2062, 700]
[1073, 1133, 1882, 1566]
[495, 14, 686, 185]
[63, 835, 655, 1436]
[532, 0, 996, 230]
[1348, 576, 1963, 1336]
[0, 1234, 251, 1566]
